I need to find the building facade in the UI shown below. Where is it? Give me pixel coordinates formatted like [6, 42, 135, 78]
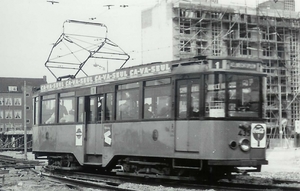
[258, 0, 295, 11]
[0, 76, 47, 133]
[141, 0, 300, 136]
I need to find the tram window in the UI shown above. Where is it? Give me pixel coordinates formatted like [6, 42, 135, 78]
[205, 74, 225, 117]
[145, 78, 170, 86]
[88, 97, 97, 122]
[191, 84, 200, 117]
[59, 93, 75, 123]
[116, 89, 139, 120]
[144, 84, 171, 119]
[118, 82, 139, 90]
[157, 96, 171, 118]
[176, 79, 201, 119]
[96, 95, 104, 122]
[228, 75, 260, 117]
[105, 93, 113, 121]
[33, 97, 39, 125]
[178, 85, 188, 118]
[77, 97, 84, 123]
[42, 95, 56, 124]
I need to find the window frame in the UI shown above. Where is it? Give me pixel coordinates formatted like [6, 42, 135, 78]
[176, 78, 202, 119]
[116, 82, 140, 121]
[77, 96, 85, 123]
[204, 73, 263, 119]
[41, 94, 57, 124]
[105, 93, 114, 121]
[58, 92, 75, 124]
[143, 78, 172, 119]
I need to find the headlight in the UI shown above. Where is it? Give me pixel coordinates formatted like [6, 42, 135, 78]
[239, 138, 250, 152]
[229, 140, 237, 149]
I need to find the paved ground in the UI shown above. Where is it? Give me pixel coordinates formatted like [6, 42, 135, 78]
[263, 147, 300, 173]
[1, 148, 300, 190]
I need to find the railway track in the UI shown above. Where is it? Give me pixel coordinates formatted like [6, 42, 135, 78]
[31, 169, 131, 191]
[40, 167, 300, 191]
[0, 154, 299, 191]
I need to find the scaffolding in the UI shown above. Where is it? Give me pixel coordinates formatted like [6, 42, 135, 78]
[171, 1, 300, 141]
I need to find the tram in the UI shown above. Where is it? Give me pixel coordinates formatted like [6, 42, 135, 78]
[32, 56, 268, 179]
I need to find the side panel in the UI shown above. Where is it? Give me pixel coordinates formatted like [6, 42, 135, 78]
[102, 121, 175, 166]
[178, 120, 266, 160]
[85, 124, 103, 154]
[101, 120, 266, 167]
[175, 121, 200, 152]
[32, 124, 85, 164]
[33, 120, 267, 167]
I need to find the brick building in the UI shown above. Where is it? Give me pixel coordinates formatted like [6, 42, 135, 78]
[0, 76, 47, 133]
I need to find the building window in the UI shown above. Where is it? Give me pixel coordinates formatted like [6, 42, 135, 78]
[212, 47, 221, 56]
[240, 43, 249, 55]
[262, 30, 267, 40]
[14, 98, 22, 106]
[14, 110, 22, 119]
[212, 23, 221, 56]
[5, 98, 12, 106]
[0, 98, 3, 106]
[5, 123, 13, 131]
[5, 110, 13, 119]
[263, 46, 271, 57]
[180, 22, 190, 34]
[180, 40, 191, 52]
[211, 12, 221, 19]
[8, 86, 18, 92]
[180, 9, 194, 18]
[14, 123, 22, 130]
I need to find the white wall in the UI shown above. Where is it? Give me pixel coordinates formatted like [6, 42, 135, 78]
[141, 1, 175, 64]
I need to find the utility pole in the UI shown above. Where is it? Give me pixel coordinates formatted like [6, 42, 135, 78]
[107, 60, 109, 73]
[23, 81, 27, 160]
[278, 70, 282, 147]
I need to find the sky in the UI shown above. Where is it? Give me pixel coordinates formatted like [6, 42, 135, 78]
[0, 0, 299, 82]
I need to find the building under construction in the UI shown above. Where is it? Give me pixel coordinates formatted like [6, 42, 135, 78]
[141, 0, 300, 142]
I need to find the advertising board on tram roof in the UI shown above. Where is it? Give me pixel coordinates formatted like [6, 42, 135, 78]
[41, 62, 171, 93]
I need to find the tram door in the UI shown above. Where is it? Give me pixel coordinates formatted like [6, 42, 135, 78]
[175, 79, 201, 152]
[84, 95, 104, 161]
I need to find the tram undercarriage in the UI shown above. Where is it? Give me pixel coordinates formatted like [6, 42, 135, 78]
[40, 153, 262, 181]
[113, 157, 239, 181]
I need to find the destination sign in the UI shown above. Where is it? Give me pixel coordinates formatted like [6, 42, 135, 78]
[229, 62, 257, 70]
[41, 62, 171, 92]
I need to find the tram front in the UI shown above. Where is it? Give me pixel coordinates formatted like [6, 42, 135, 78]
[174, 57, 268, 173]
